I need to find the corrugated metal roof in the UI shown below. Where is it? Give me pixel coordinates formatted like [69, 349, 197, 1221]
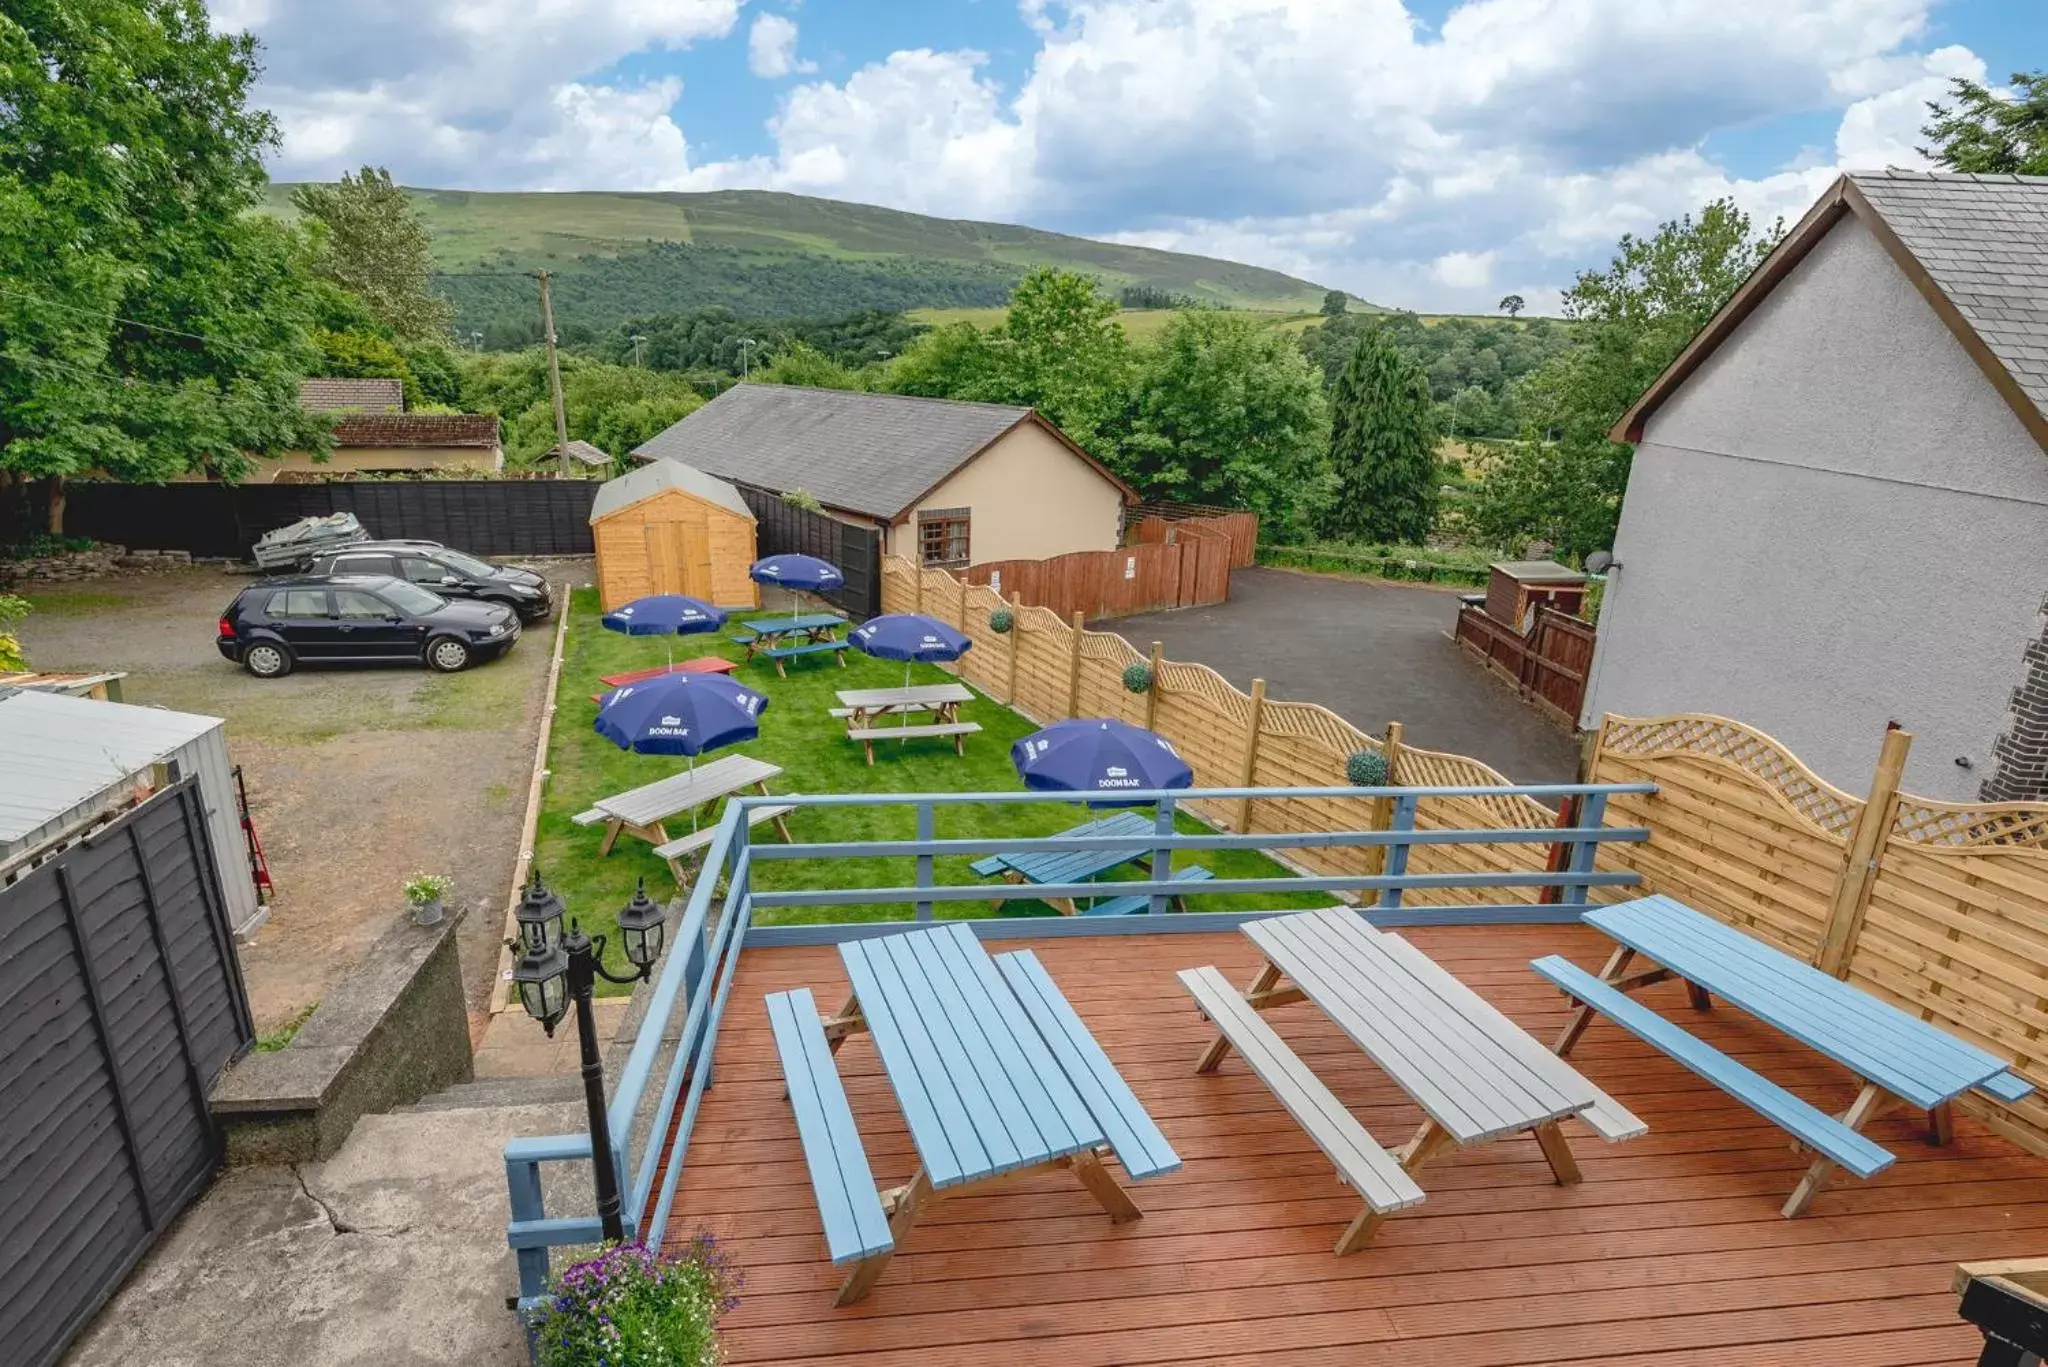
[0, 689, 223, 845]
[589, 457, 756, 523]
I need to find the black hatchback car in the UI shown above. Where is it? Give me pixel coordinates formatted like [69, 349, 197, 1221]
[216, 575, 520, 678]
[309, 541, 553, 623]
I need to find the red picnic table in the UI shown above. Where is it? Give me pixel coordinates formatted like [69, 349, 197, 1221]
[590, 657, 739, 702]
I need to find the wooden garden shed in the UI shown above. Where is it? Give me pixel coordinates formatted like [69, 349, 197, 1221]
[591, 458, 759, 611]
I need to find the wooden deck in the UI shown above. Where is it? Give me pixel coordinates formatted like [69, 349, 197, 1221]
[665, 924, 2048, 1366]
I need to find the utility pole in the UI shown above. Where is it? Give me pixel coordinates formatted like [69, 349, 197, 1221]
[630, 333, 647, 367]
[738, 337, 757, 380]
[538, 270, 571, 478]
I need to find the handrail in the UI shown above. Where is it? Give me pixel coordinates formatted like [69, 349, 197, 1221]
[502, 779, 1652, 1315]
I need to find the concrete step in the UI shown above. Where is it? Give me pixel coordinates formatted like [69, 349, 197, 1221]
[401, 1075, 585, 1113]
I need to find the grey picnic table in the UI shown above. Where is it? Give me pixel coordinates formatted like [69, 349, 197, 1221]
[766, 922, 1180, 1305]
[1184, 906, 1644, 1251]
[572, 754, 791, 874]
[830, 682, 974, 725]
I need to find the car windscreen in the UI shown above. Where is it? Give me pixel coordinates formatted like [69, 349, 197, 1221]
[379, 581, 446, 615]
[433, 549, 502, 578]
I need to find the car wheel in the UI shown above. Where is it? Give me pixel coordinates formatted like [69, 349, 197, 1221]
[243, 642, 293, 678]
[426, 635, 473, 672]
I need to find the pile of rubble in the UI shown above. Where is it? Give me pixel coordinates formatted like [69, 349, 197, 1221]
[2, 544, 197, 586]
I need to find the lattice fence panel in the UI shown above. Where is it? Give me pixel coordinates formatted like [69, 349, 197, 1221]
[1600, 714, 1862, 838]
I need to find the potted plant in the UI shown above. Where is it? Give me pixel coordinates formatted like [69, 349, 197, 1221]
[532, 1236, 739, 1367]
[403, 872, 453, 927]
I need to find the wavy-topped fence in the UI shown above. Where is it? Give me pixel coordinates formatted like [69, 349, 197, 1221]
[1589, 711, 2048, 1158]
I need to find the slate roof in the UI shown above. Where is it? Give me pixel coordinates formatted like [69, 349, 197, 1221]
[590, 457, 755, 523]
[300, 378, 404, 413]
[331, 414, 500, 448]
[553, 439, 614, 467]
[1847, 171, 2048, 422]
[630, 384, 1038, 520]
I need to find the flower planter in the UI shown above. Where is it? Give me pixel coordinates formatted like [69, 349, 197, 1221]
[410, 896, 445, 928]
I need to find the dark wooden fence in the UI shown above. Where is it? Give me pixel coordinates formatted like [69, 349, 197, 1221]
[733, 485, 881, 619]
[1131, 502, 1260, 568]
[64, 480, 601, 560]
[1454, 601, 1596, 729]
[960, 538, 1227, 621]
[1, 781, 254, 1367]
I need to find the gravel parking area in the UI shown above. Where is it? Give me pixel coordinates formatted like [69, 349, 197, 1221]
[15, 561, 590, 1033]
[1113, 566, 1580, 782]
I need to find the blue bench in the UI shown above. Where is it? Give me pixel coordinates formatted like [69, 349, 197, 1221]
[1079, 865, 1215, 916]
[757, 640, 848, 677]
[765, 987, 894, 1266]
[995, 948, 1181, 1180]
[1532, 955, 1894, 1186]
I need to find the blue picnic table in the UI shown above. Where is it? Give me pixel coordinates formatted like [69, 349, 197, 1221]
[734, 612, 850, 676]
[765, 921, 1179, 1305]
[969, 810, 1213, 916]
[1538, 894, 2033, 1216]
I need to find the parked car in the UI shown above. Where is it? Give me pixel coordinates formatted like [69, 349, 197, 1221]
[216, 575, 520, 678]
[308, 541, 554, 623]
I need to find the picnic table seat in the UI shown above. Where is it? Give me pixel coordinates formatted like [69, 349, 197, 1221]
[1078, 865, 1214, 916]
[846, 720, 981, 765]
[966, 811, 1155, 879]
[1532, 955, 1894, 1184]
[652, 803, 799, 863]
[760, 640, 849, 676]
[1178, 964, 1425, 1252]
[766, 987, 895, 1266]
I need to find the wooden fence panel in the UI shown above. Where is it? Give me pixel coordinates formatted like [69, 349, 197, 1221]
[1133, 503, 1260, 568]
[1453, 602, 1594, 729]
[963, 543, 1189, 620]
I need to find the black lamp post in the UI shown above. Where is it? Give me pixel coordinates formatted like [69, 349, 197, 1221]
[509, 869, 668, 1244]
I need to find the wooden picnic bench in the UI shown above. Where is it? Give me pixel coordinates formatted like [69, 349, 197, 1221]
[1182, 906, 1643, 1252]
[846, 720, 982, 765]
[767, 923, 1179, 1305]
[1541, 894, 2033, 1217]
[829, 682, 974, 726]
[571, 754, 791, 881]
[735, 613, 849, 676]
[588, 657, 738, 702]
[970, 809, 1199, 916]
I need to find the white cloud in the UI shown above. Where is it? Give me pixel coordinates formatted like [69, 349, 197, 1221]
[748, 14, 815, 78]
[1835, 45, 1985, 169]
[1432, 251, 1497, 290]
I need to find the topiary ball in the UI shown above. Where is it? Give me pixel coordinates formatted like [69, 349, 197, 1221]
[988, 608, 1015, 634]
[1345, 750, 1390, 786]
[1121, 662, 1154, 694]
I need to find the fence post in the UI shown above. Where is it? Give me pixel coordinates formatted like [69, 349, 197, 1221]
[1235, 678, 1268, 832]
[1143, 641, 1163, 731]
[914, 802, 935, 922]
[1815, 726, 1913, 977]
[1366, 721, 1404, 875]
[913, 562, 924, 615]
[1005, 592, 1022, 704]
[1149, 795, 1176, 915]
[1376, 794, 1419, 912]
[1066, 612, 1085, 719]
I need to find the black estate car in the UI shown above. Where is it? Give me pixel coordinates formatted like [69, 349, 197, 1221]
[216, 575, 520, 678]
[309, 541, 553, 623]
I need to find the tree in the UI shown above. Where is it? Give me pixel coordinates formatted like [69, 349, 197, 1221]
[1473, 198, 1782, 554]
[1, 0, 328, 524]
[1121, 311, 1328, 519]
[1499, 294, 1525, 318]
[1319, 326, 1438, 543]
[997, 268, 1130, 454]
[1321, 290, 1349, 318]
[1922, 71, 2048, 175]
[291, 167, 454, 343]
[754, 341, 860, 390]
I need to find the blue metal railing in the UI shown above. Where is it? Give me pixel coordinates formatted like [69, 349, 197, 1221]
[502, 780, 1652, 1311]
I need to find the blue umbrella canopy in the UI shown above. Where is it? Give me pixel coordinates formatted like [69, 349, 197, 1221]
[601, 595, 727, 636]
[848, 613, 973, 663]
[594, 674, 768, 757]
[749, 555, 843, 591]
[1011, 718, 1194, 806]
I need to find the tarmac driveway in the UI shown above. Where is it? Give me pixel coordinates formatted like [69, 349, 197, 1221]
[1112, 566, 1579, 783]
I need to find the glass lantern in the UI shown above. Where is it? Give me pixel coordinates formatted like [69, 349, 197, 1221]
[513, 867, 566, 959]
[512, 941, 570, 1033]
[616, 878, 666, 977]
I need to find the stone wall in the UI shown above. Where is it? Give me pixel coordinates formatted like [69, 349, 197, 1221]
[1, 544, 197, 587]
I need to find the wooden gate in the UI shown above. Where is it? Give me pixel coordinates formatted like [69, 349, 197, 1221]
[642, 519, 713, 599]
[1, 781, 254, 1367]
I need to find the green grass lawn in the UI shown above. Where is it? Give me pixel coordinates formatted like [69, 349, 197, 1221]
[533, 589, 1330, 989]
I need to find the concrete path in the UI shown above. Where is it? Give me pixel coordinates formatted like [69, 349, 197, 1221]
[1111, 567, 1579, 783]
[63, 1101, 584, 1367]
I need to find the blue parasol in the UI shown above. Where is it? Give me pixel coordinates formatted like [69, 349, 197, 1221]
[1011, 718, 1194, 807]
[850, 612, 975, 729]
[601, 594, 727, 668]
[594, 673, 767, 759]
[750, 554, 844, 628]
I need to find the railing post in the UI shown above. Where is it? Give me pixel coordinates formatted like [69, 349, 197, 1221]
[1558, 790, 1608, 912]
[915, 802, 935, 921]
[508, 1156, 549, 1305]
[1149, 796, 1176, 915]
[1235, 679, 1268, 832]
[1816, 726, 1913, 977]
[1143, 640, 1163, 732]
[1375, 794, 1418, 911]
[1005, 592, 1023, 704]
[1066, 611, 1085, 718]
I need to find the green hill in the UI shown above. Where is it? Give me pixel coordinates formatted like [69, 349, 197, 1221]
[263, 184, 1353, 335]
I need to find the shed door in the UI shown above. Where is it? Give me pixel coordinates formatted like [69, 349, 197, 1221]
[644, 519, 712, 599]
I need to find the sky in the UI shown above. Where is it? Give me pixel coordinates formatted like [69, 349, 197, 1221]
[207, 0, 2043, 314]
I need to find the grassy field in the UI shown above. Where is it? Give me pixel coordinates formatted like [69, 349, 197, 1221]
[911, 305, 1334, 341]
[264, 184, 1335, 311]
[533, 590, 1330, 989]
